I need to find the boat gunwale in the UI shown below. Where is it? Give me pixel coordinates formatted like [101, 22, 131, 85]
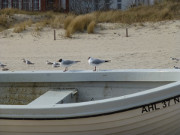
[0, 69, 180, 82]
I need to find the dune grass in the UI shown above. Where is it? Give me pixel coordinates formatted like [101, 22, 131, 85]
[13, 23, 26, 33]
[50, 15, 65, 28]
[0, 8, 41, 16]
[87, 21, 96, 34]
[13, 20, 32, 33]
[65, 14, 95, 37]
[64, 15, 75, 29]
[64, 0, 180, 37]
[34, 15, 66, 31]
[0, 14, 8, 28]
[34, 19, 50, 31]
[0, 0, 179, 35]
[94, 1, 180, 23]
[0, 9, 67, 32]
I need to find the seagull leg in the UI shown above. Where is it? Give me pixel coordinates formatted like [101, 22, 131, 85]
[64, 67, 68, 72]
[63, 67, 67, 72]
[93, 66, 96, 71]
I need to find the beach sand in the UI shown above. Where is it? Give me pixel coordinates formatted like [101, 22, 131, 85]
[0, 20, 180, 71]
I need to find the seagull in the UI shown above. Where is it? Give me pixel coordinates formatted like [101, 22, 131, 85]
[170, 57, 179, 62]
[46, 60, 53, 65]
[175, 58, 180, 62]
[88, 57, 111, 71]
[52, 62, 60, 68]
[174, 66, 180, 69]
[170, 57, 176, 60]
[22, 58, 34, 64]
[2, 68, 9, 71]
[58, 59, 80, 72]
[0, 62, 7, 68]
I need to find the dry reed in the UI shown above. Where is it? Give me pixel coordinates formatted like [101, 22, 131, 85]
[94, 1, 180, 23]
[34, 20, 49, 31]
[65, 14, 95, 37]
[13, 20, 32, 33]
[64, 16, 75, 29]
[87, 21, 96, 34]
[0, 14, 8, 27]
[50, 15, 65, 29]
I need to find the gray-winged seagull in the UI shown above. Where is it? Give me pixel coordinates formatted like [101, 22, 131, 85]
[2, 68, 9, 71]
[58, 59, 80, 72]
[0, 62, 7, 68]
[52, 62, 60, 68]
[22, 59, 34, 64]
[46, 60, 53, 65]
[88, 57, 111, 71]
[174, 66, 180, 69]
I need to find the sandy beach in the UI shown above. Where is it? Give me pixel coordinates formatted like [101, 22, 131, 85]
[0, 20, 180, 71]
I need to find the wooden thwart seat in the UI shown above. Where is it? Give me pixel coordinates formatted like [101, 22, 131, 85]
[28, 90, 77, 105]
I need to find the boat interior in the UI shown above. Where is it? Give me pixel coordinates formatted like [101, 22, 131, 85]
[0, 81, 172, 105]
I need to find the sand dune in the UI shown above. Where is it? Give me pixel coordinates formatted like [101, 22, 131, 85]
[0, 20, 179, 71]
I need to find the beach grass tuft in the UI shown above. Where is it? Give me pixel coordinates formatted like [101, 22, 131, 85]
[87, 20, 96, 34]
[0, 14, 8, 27]
[34, 19, 50, 31]
[50, 15, 65, 29]
[64, 15, 75, 29]
[65, 14, 95, 37]
[13, 19, 32, 33]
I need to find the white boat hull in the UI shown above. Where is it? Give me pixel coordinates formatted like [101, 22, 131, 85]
[1, 96, 180, 135]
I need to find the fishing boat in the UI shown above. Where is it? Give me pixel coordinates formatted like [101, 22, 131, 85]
[0, 69, 180, 135]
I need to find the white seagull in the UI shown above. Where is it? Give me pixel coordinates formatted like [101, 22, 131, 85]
[2, 68, 9, 71]
[0, 62, 7, 68]
[174, 66, 180, 69]
[88, 57, 111, 71]
[46, 60, 53, 65]
[22, 58, 34, 65]
[58, 59, 80, 72]
[52, 62, 60, 68]
[170, 57, 179, 63]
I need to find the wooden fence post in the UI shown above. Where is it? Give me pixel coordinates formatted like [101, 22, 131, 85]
[126, 28, 128, 37]
[54, 30, 56, 40]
